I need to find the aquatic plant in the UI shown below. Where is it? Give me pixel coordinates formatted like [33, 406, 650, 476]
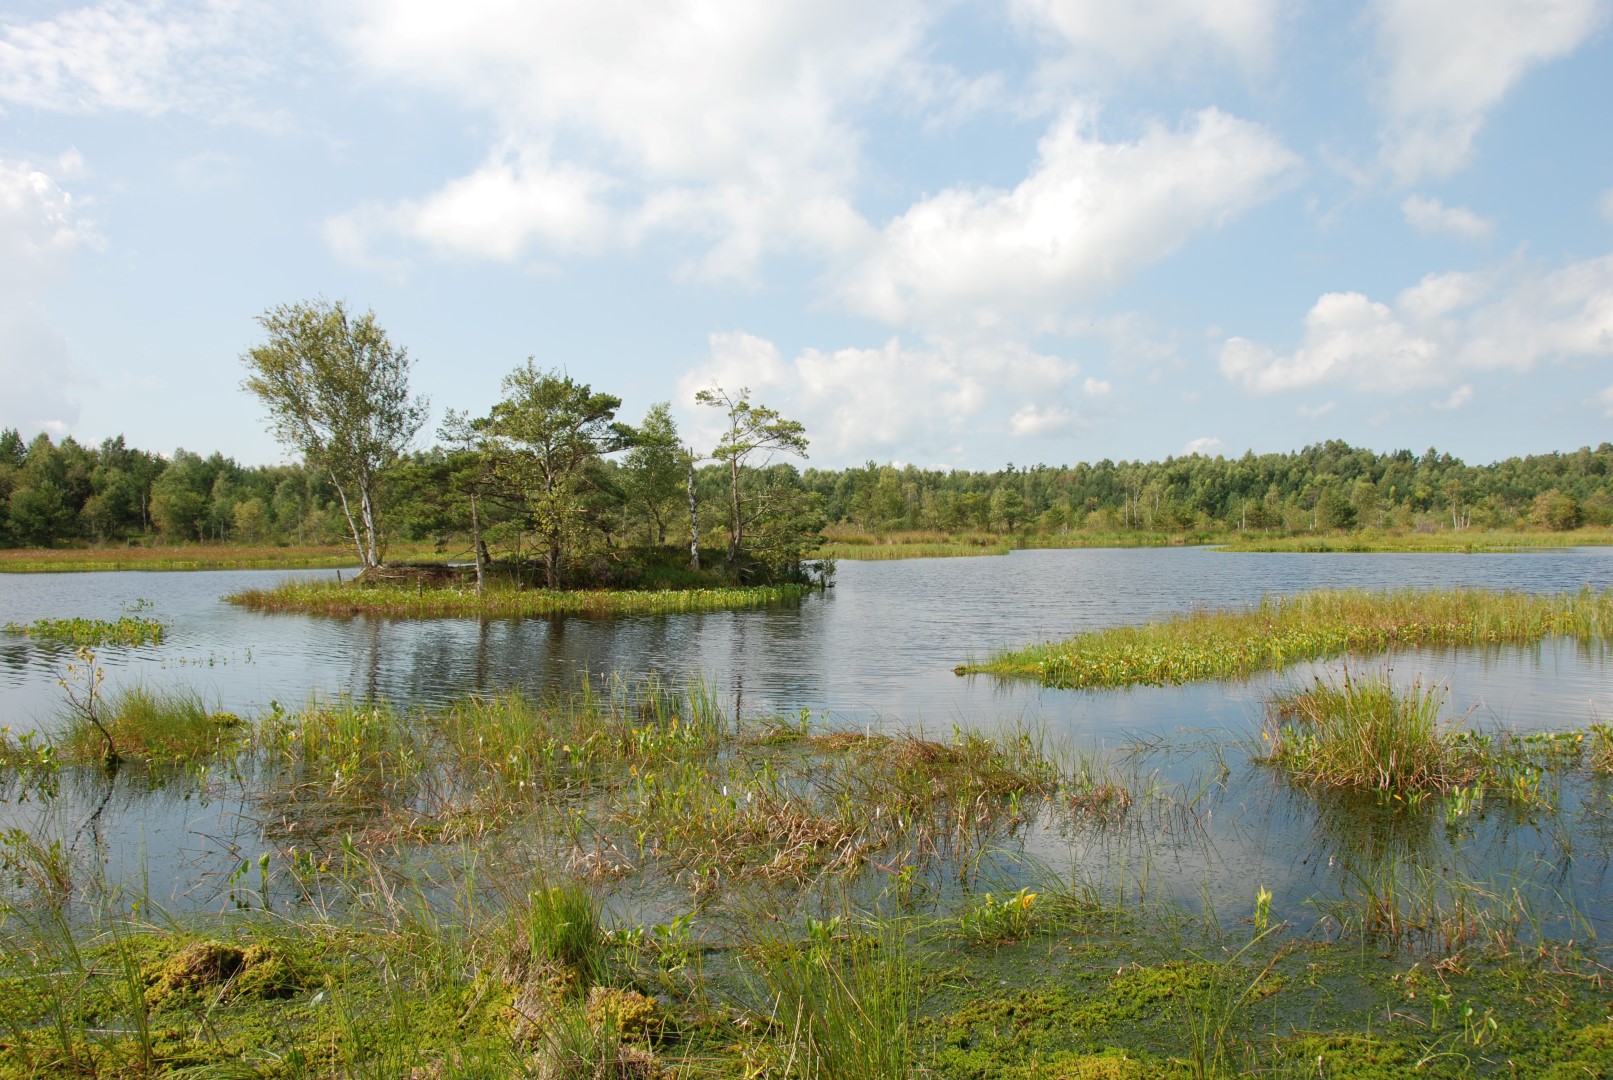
[4, 616, 166, 647]
[227, 578, 808, 617]
[967, 586, 1613, 688]
[58, 684, 241, 766]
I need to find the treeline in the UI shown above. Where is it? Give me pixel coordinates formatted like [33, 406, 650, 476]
[803, 440, 1613, 535]
[4, 431, 1609, 557]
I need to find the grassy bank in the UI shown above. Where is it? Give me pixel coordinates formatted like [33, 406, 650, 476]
[227, 578, 809, 618]
[962, 586, 1613, 688]
[816, 528, 1219, 560]
[0, 541, 441, 573]
[1218, 527, 1613, 553]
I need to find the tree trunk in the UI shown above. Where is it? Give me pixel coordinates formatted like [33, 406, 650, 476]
[687, 456, 700, 572]
[726, 455, 742, 575]
[329, 469, 369, 568]
[470, 493, 485, 596]
[358, 481, 380, 567]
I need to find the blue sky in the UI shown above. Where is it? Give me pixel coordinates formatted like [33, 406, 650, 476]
[2, 0, 1611, 470]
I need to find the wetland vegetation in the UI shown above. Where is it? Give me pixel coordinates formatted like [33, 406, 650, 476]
[3, 662, 1612, 1077]
[964, 586, 1613, 688]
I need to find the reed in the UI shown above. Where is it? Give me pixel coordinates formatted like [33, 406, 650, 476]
[227, 578, 808, 617]
[966, 586, 1613, 688]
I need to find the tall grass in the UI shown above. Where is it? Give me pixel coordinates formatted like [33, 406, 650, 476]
[968, 586, 1613, 688]
[1258, 672, 1457, 794]
[58, 685, 241, 765]
[0, 541, 441, 573]
[228, 578, 808, 617]
[1219, 527, 1613, 554]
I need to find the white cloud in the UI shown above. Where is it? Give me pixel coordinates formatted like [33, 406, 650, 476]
[1082, 377, 1112, 396]
[1432, 383, 1475, 410]
[0, 158, 95, 434]
[1220, 254, 1613, 395]
[1372, 0, 1607, 183]
[1182, 436, 1227, 456]
[838, 104, 1299, 329]
[676, 330, 1079, 462]
[1401, 194, 1495, 241]
[1600, 187, 1613, 224]
[328, 0, 962, 279]
[1009, 404, 1076, 437]
[1297, 401, 1335, 419]
[0, 0, 292, 123]
[1011, 0, 1285, 76]
[1596, 384, 1613, 417]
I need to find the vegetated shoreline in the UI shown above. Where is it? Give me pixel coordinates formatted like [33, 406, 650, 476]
[227, 577, 810, 618]
[6, 525, 1610, 572]
[4, 676, 1612, 1076]
[0, 541, 444, 573]
[962, 586, 1613, 688]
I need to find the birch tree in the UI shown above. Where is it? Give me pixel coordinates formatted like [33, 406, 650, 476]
[241, 300, 428, 569]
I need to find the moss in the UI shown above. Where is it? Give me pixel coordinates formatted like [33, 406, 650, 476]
[141, 938, 304, 1009]
[586, 986, 669, 1043]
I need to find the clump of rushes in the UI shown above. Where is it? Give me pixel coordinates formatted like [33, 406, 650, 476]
[1257, 672, 1462, 795]
[1589, 725, 1613, 776]
[4, 616, 166, 647]
[965, 587, 1613, 688]
[226, 579, 807, 618]
[59, 685, 242, 765]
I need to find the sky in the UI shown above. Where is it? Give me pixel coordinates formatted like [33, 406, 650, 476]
[1, 0, 1611, 472]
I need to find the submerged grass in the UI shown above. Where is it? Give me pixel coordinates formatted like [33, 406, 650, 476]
[228, 578, 809, 618]
[3, 616, 166, 647]
[965, 586, 1613, 688]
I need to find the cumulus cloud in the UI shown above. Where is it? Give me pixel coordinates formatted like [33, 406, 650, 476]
[326, 0, 963, 278]
[0, 0, 292, 123]
[838, 104, 1299, 329]
[676, 330, 1079, 462]
[1432, 383, 1475, 410]
[1596, 384, 1613, 417]
[1182, 436, 1228, 456]
[0, 158, 96, 433]
[1401, 194, 1495, 241]
[1011, 0, 1285, 76]
[1371, 0, 1607, 183]
[1297, 401, 1335, 419]
[1220, 254, 1613, 395]
[1082, 377, 1112, 397]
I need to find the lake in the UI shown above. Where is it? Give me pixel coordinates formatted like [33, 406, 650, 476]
[3, 546, 1612, 933]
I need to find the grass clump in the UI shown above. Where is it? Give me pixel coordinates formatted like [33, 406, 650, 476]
[228, 578, 808, 618]
[965, 586, 1613, 688]
[1218, 526, 1613, 553]
[4, 615, 166, 647]
[58, 685, 242, 765]
[1257, 672, 1461, 795]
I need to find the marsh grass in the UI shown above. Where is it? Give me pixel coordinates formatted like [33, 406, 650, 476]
[968, 586, 1613, 688]
[56, 685, 242, 765]
[229, 578, 808, 618]
[3, 615, 166, 647]
[1219, 527, 1613, 554]
[0, 540, 440, 573]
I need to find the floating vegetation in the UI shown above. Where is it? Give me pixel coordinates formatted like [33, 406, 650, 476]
[3, 615, 166, 647]
[964, 586, 1613, 688]
[227, 578, 809, 617]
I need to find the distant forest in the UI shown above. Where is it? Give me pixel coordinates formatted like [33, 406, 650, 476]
[2, 427, 1610, 551]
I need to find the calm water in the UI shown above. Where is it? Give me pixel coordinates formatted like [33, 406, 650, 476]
[2, 546, 1612, 931]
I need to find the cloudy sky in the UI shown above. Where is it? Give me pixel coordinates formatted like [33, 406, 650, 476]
[2, 0, 1611, 469]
